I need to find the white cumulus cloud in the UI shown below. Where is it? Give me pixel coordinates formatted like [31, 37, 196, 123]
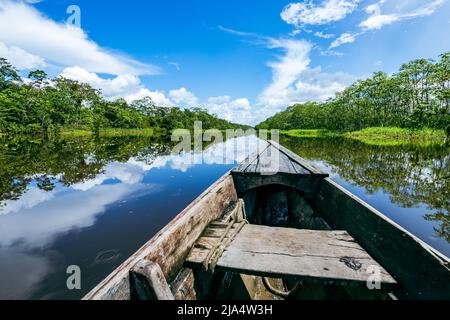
[329, 32, 358, 48]
[0, 41, 45, 69]
[360, 0, 445, 30]
[60, 66, 141, 99]
[124, 88, 173, 106]
[59, 66, 176, 107]
[257, 38, 356, 123]
[314, 31, 335, 39]
[169, 87, 199, 108]
[259, 38, 312, 108]
[206, 96, 253, 124]
[281, 0, 360, 27]
[0, 0, 159, 75]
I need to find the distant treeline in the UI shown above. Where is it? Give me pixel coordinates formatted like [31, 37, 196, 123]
[257, 52, 450, 131]
[0, 58, 248, 135]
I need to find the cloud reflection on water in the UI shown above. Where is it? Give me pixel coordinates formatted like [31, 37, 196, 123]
[0, 135, 263, 299]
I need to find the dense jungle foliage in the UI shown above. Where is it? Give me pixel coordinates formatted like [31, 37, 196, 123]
[257, 53, 450, 132]
[0, 58, 248, 135]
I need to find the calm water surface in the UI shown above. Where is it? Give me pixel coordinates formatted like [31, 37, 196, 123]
[0, 134, 448, 299]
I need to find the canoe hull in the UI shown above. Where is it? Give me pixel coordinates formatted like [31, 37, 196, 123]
[84, 146, 450, 300]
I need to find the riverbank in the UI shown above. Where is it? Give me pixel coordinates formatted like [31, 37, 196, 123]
[347, 127, 446, 146]
[59, 127, 253, 139]
[60, 127, 160, 137]
[281, 127, 447, 146]
[280, 129, 338, 138]
[0, 127, 163, 138]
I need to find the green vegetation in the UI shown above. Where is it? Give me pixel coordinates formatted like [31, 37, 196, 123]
[281, 127, 446, 146]
[347, 127, 446, 146]
[0, 58, 249, 136]
[281, 129, 338, 138]
[60, 127, 160, 137]
[258, 52, 450, 137]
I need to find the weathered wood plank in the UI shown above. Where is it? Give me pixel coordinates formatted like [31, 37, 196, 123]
[233, 143, 270, 173]
[187, 221, 241, 265]
[203, 225, 240, 238]
[171, 268, 197, 300]
[290, 160, 310, 175]
[245, 144, 308, 175]
[187, 224, 396, 287]
[232, 140, 325, 177]
[286, 155, 299, 174]
[130, 260, 175, 300]
[269, 140, 328, 177]
[256, 146, 294, 175]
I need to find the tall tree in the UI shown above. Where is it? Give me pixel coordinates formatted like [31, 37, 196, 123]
[0, 58, 21, 90]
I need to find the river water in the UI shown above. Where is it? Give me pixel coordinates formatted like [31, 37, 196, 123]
[0, 134, 448, 299]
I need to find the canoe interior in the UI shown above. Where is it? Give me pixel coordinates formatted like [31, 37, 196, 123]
[84, 143, 450, 300]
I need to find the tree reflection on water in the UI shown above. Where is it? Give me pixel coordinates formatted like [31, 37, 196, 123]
[0, 135, 171, 207]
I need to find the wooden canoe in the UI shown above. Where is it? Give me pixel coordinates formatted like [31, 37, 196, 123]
[84, 141, 450, 300]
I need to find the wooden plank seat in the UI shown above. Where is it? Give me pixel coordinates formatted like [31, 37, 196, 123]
[186, 223, 397, 289]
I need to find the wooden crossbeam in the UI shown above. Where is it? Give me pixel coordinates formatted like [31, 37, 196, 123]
[186, 224, 397, 288]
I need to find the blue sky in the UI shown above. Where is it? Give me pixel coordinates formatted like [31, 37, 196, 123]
[0, 0, 449, 124]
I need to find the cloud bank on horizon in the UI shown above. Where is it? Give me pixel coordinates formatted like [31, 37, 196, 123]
[0, 0, 448, 125]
